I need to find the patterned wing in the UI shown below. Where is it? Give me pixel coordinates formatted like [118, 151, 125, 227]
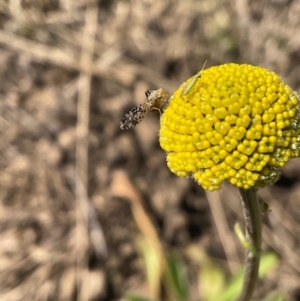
[120, 104, 148, 130]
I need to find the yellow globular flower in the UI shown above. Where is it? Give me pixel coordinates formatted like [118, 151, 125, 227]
[159, 63, 300, 191]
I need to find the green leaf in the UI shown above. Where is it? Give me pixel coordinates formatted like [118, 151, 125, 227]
[126, 293, 160, 301]
[218, 252, 280, 301]
[165, 253, 189, 301]
[217, 267, 244, 301]
[137, 236, 163, 298]
[199, 263, 226, 301]
[263, 292, 286, 301]
[259, 253, 280, 277]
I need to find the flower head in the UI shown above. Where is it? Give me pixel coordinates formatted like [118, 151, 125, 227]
[160, 63, 300, 191]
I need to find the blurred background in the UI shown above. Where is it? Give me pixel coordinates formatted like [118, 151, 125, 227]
[1, 0, 300, 300]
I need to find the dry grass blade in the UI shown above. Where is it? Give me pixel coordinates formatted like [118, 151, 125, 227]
[1, 0, 300, 300]
[206, 191, 240, 273]
[75, 4, 98, 301]
[0, 29, 175, 90]
[111, 170, 165, 300]
[262, 226, 300, 274]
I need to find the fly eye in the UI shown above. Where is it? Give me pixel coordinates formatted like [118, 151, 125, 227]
[145, 89, 153, 98]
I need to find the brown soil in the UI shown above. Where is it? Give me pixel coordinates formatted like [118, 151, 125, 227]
[1, 0, 300, 300]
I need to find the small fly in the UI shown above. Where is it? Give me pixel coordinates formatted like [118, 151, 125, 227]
[181, 60, 207, 97]
[120, 88, 170, 130]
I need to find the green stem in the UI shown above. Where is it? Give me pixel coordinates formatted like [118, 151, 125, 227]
[235, 187, 262, 301]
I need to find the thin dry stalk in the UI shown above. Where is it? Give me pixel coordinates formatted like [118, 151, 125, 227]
[75, 4, 98, 301]
[206, 191, 241, 272]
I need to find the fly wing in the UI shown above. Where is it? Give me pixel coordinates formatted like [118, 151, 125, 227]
[120, 104, 148, 130]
